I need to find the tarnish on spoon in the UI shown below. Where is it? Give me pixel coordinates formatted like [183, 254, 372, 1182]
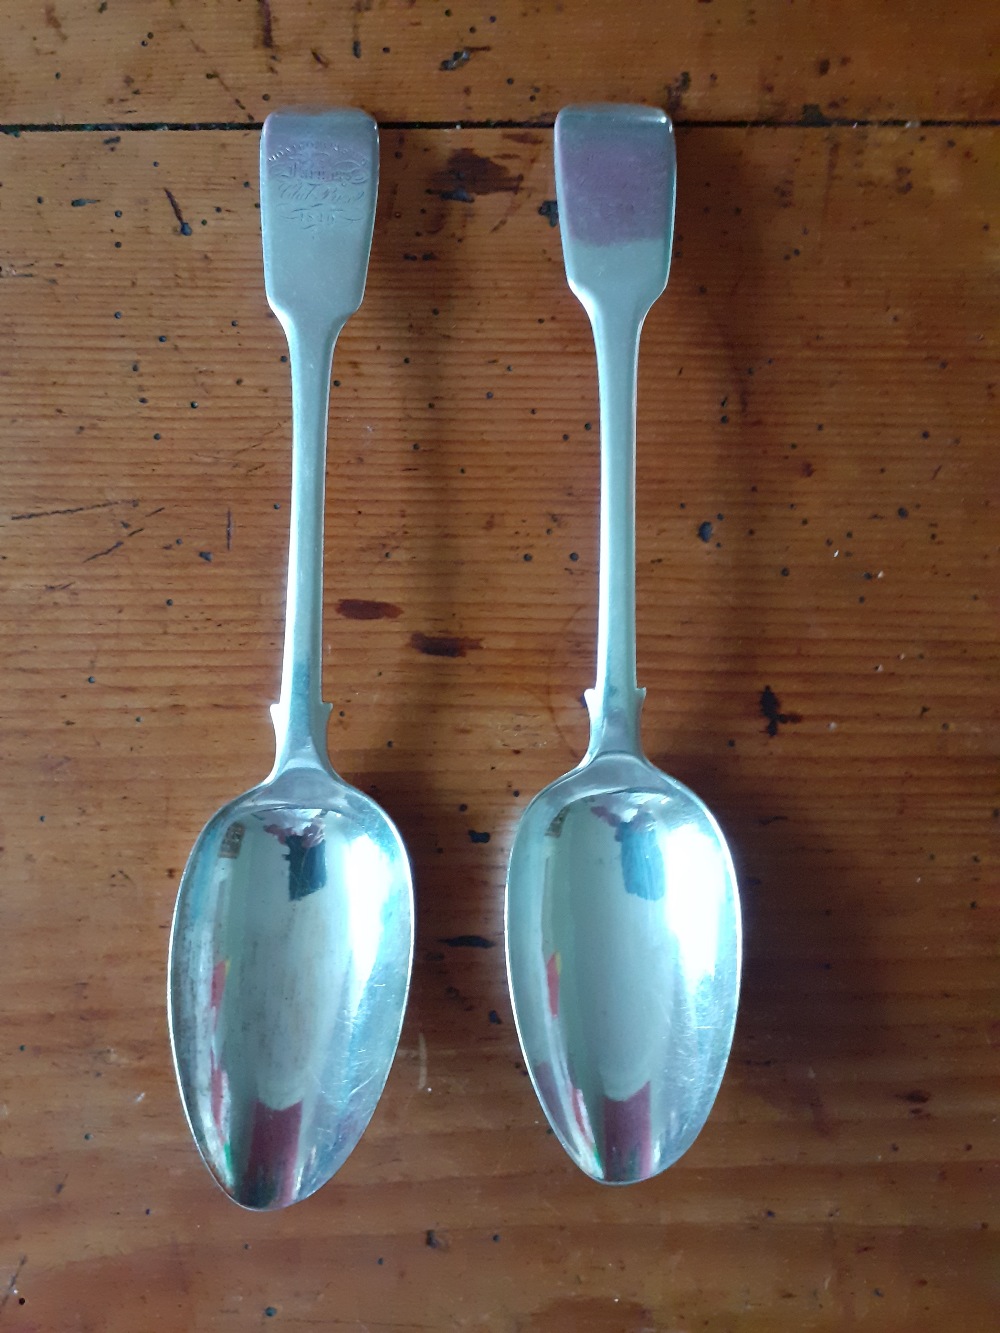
[167, 109, 414, 1210]
[505, 105, 742, 1184]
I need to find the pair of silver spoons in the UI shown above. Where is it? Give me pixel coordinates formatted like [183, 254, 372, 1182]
[167, 105, 742, 1209]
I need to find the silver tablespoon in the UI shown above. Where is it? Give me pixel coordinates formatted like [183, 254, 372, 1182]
[505, 104, 741, 1184]
[168, 109, 414, 1210]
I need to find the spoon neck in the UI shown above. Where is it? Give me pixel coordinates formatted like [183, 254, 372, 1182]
[587, 302, 644, 754]
[272, 316, 342, 773]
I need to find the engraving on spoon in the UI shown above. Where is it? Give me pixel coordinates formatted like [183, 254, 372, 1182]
[267, 141, 370, 229]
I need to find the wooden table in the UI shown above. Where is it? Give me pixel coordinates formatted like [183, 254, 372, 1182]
[2, 3, 997, 1329]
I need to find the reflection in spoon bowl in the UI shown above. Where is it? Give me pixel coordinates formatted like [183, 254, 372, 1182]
[507, 754, 740, 1183]
[169, 782, 412, 1209]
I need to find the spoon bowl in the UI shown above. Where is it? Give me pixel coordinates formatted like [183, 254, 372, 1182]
[507, 750, 739, 1183]
[169, 765, 412, 1209]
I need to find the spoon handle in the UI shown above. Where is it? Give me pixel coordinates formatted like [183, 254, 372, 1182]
[273, 323, 337, 769]
[588, 307, 644, 755]
[554, 105, 677, 758]
[259, 110, 379, 773]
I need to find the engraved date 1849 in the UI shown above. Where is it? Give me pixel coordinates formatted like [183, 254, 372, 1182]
[267, 140, 370, 230]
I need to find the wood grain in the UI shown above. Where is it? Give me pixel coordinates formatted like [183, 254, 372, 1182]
[2, 0, 999, 126]
[1, 122, 998, 1329]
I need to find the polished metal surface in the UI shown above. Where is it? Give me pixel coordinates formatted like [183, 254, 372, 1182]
[168, 109, 414, 1210]
[169, 773, 412, 1209]
[505, 105, 742, 1184]
[506, 756, 740, 1184]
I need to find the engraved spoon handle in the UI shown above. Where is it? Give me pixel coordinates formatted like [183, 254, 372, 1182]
[554, 105, 677, 758]
[259, 109, 379, 774]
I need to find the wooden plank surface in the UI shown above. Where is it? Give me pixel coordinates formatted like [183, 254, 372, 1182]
[1, 120, 998, 1329]
[2, 0, 999, 126]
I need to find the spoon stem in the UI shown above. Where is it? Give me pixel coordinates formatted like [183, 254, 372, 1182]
[585, 305, 646, 758]
[270, 317, 340, 773]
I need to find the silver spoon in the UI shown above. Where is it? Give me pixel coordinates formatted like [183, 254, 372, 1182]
[168, 109, 414, 1210]
[505, 104, 741, 1185]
